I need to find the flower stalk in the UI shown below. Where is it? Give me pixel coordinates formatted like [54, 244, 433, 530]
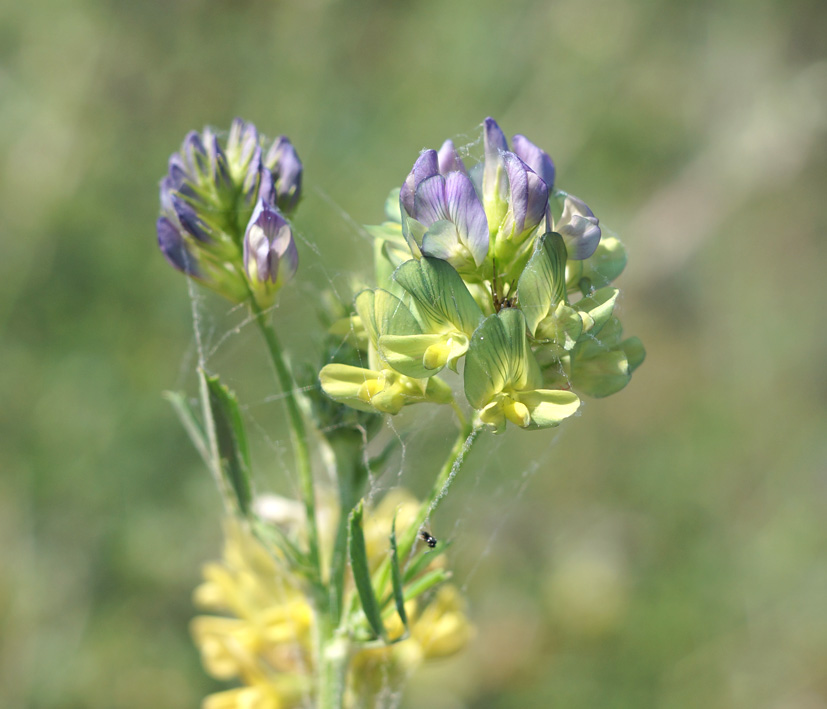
[250, 297, 322, 585]
[156, 117, 644, 708]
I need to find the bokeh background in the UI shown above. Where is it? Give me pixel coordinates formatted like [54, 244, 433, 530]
[2, 0, 826, 707]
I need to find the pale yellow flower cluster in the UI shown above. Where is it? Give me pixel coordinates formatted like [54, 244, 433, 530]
[191, 492, 472, 708]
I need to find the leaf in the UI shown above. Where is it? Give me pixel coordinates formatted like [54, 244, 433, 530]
[348, 501, 386, 640]
[402, 568, 450, 602]
[389, 515, 409, 630]
[252, 519, 313, 578]
[393, 257, 483, 335]
[203, 373, 254, 516]
[517, 232, 568, 335]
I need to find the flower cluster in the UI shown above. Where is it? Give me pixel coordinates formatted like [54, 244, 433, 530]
[320, 118, 644, 432]
[156, 117, 645, 709]
[156, 119, 302, 306]
[191, 493, 471, 709]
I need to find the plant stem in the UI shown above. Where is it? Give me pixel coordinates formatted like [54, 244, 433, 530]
[250, 300, 322, 583]
[398, 422, 480, 561]
[316, 617, 350, 709]
[373, 423, 481, 598]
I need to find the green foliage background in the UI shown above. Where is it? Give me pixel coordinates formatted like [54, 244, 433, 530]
[2, 0, 826, 706]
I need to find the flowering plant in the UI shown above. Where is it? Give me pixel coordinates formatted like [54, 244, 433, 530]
[156, 117, 643, 707]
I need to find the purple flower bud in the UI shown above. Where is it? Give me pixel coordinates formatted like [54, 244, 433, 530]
[501, 153, 549, 238]
[157, 217, 199, 276]
[411, 171, 489, 267]
[171, 194, 211, 243]
[437, 140, 467, 175]
[482, 117, 509, 206]
[204, 129, 233, 193]
[400, 149, 440, 219]
[243, 199, 299, 293]
[264, 136, 303, 213]
[227, 119, 259, 174]
[512, 134, 555, 192]
[181, 131, 208, 176]
[554, 194, 601, 260]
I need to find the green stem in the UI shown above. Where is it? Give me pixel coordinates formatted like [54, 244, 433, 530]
[316, 615, 350, 709]
[398, 422, 480, 561]
[373, 423, 481, 599]
[250, 300, 322, 583]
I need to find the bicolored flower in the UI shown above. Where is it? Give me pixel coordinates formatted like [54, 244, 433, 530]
[243, 199, 299, 306]
[480, 118, 551, 272]
[553, 193, 601, 260]
[156, 119, 303, 304]
[264, 136, 303, 213]
[399, 147, 489, 276]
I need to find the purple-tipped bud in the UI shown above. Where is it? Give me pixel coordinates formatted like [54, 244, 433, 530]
[400, 149, 440, 218]
[203, 129, 233, 193]
[227, 119, 259, 174]
[157, 217, 199, 276]
[264, 136, 303, 213]
[171, 194, 211, 243]
[501, 153, 549, 238]
[181, 131, 208, 176]
[437, 140, 467, 175]
[554, 194, 601, 260]
[482, 117, 509, 205]
[512, 134, 555, 192]
[243, 200, 299, 297]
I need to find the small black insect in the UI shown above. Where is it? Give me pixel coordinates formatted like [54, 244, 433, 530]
[418, 530, 438, 548]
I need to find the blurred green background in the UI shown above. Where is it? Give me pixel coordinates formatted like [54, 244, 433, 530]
[2, 0, 826, 707]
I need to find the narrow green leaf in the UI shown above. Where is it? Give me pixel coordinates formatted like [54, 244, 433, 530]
[252, 519, 313, 578]
[403, 568, 450, 602]
[163, 391, 211, 467]
[389, 515, 409, 629]
[348, 501, 386, 640]
[402, 545, 445, 584]
[517, 232, 568, 335]
[204, 374, 254, 516]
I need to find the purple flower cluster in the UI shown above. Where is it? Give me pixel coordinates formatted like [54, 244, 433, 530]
[156, 119, 302, 304]
[398, 117, 600, 279]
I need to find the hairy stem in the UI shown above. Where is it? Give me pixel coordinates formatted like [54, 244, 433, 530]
[373, 423, 480, 600]
[250, 300, 322, 584]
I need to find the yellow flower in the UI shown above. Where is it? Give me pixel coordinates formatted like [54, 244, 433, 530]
[191, 492, 472, 707]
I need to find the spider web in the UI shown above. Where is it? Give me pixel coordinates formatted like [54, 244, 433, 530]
[176, 124, 626, 709]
